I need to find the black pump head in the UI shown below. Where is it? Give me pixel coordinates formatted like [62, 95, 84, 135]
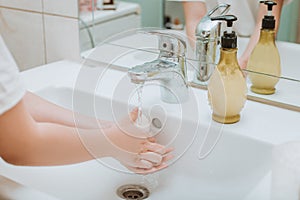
[211, 15, 237, 28]
[260, 1, 277, 11]
[211, 15, 238, 48]
[260, 1, 277, 29]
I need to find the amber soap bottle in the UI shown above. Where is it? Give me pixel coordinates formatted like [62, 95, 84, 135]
[208, 15, 247, 124]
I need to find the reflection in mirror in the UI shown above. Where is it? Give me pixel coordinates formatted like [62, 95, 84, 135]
[166, 0, 300, 111]
[84, 27, 300, 112]
[164, 0, 300, 80]
[79, 1, 300, 111]
[78, 0, 166, 54]
[78, 0, 142, 53]
[246, 71, 300, 112]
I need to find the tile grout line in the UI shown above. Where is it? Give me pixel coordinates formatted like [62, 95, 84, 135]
[41, 0, 47, 64]
[0, 5, 78, 20]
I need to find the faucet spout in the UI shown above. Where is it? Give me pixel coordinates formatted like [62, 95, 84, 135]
[128, 59, 164, 84]
[128, 59, 189, 104]
[128, 31, 189, 104]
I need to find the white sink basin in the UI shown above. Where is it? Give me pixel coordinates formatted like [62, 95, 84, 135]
[7, 86, 272, 200]
[0, 176, 57, 200]
[3, 59, 298, 199]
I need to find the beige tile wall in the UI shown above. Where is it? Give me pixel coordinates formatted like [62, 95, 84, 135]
[44, 15, 80, 63]
[43, 0, 78, 18]
[0, 7, 45, 70]
[0, 0, 80, 71]
[0, 0, 43, 12]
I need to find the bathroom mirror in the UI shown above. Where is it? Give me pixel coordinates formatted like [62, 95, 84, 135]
[163, 0, 300, 82]
[82, 29, 300, 112]
[78, 0, 300, 112]
[164, 0, 300, 112]
[78, 0, 162, 52]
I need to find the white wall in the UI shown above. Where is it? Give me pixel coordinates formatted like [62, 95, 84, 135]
[0, 0, 80, 71]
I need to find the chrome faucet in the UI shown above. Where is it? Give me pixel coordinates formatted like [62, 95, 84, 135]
[194, 4, 230, 85]
[128, 31, 189, 104]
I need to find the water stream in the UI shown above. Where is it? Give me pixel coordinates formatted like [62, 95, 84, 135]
[134, 83, 159, 192]
[136, 83, 144, 126]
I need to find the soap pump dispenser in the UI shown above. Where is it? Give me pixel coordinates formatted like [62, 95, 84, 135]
[247, 1, 281, 95]
[207, 15, 247, 124]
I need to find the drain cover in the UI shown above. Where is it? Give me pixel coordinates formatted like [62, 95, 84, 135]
[117, 184, 150, 200]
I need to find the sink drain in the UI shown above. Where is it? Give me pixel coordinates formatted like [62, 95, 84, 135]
[117, 184, 150, 200]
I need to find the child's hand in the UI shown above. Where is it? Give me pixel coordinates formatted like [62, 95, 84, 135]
[105, 108, 173, 174]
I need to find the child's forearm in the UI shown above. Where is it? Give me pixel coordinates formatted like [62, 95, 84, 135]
[0, 100, 108, 166]
[0, 101, 169, 171]
[23, 91, 111, 129]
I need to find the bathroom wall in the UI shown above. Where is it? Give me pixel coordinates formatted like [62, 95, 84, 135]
[0, 0, 80, 71]
[294, 0, 300, 43]
[277, 0, 300, 43]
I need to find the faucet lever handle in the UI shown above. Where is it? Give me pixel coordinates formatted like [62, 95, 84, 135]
[139, 31, 186, 59]
[207, 3, 230, 17]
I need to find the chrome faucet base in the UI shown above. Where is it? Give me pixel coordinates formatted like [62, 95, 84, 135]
[160, 75, 189, 104]
[128, 59, 189, 104]
[128, 31, 189, 104]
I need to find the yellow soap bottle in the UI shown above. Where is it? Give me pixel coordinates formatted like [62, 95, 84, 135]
[208, 15, 247, 124]
[247, 1, 281, 95]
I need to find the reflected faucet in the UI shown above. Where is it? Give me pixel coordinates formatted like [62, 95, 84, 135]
[128, 31, 188, 104]
[194, 4, 230, 85]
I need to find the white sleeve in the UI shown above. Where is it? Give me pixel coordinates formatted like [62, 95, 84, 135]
[0, 35, 25, 115]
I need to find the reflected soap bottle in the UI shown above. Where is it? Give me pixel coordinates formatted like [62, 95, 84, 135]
[247, 1, 281, 95]
[207, 15, 247, 124]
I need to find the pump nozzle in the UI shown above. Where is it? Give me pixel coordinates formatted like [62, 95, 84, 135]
[260, 1, 277, 16]
[260, 1, 277, 29]
[210, 15, 238, 48]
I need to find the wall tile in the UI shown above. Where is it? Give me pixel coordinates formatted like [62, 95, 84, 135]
[44, 14, 80, 63]
[0, 0, 43, 12]
[0, 8, 45, 70]
[43, 0, 78, 18]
